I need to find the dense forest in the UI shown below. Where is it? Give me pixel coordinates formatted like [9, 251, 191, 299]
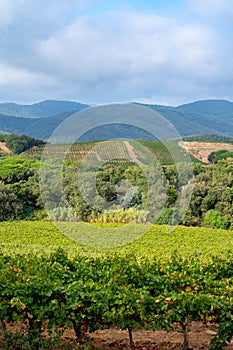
[0, 140, 232, 229]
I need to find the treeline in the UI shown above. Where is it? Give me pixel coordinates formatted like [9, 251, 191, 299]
[183, 134, 233, 143]
[0, 250, 233, 349]
[0, 153, 232, 229]
[0, 133, 45, 154]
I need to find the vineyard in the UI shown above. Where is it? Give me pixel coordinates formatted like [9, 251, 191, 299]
[0, 247, 233, 350]
[0, 222, 233, 349]
[1, 221, 233, 257]
[28, 140, 194, 165]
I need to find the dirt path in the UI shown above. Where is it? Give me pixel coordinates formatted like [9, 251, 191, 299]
[123, 140, 144, 164]
[0, 142, 11, 154]
[179, 141, 233, 163]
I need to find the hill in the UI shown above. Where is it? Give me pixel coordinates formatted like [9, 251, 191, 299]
[0, 99, 233, 140]
[182, 134, 233, 143]
[0, 111, 75, 139]
[0, 100, 88, 118]
[139, 101, 233, 136]
[178, 99, 233, 116]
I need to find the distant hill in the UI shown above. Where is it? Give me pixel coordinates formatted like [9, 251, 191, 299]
[0, 113, 155, 141]
[178, 99, 233, 116]
[0, 111, 74, 139]
[0, 100, 88, 118]
[0, 99, 233, 140]
[182, 134, 233, 143]
[139, 101, 233, 136]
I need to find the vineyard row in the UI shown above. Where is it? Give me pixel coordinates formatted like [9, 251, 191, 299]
[0, 249, 233, 350]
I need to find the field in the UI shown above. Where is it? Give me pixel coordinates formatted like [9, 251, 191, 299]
[1, 220, 233, 258]
[27, 140, 198, 165]
[26, 139, 233, 165]
[1, 222, 233, 350]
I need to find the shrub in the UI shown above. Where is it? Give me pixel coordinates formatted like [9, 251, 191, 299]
[203, 209, 230, 229]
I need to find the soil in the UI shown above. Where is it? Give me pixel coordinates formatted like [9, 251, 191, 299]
[2, 322, 233, 349]
[0, 142, 11, 154]
[179, 141, 233, 163]
[124, 140, 143, 164]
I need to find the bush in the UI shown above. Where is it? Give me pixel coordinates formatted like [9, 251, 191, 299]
[203, 209, 230, 229]
[156, 207, 180, 225]
[91, 207, 149, 224]
[120, 186, 142, 209]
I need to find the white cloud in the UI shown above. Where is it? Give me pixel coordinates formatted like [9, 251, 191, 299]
[188, 0, 233, 15]
[0, 2, 232, 104]
[0, 0, 91, 30]
[36, 11, 217, 102]
[0, 62, 56, 87]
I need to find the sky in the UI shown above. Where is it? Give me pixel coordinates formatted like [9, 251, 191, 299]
[0, 0, 233, 106]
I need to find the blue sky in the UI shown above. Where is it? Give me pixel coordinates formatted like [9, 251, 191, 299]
[83, 0, 185, 15]
[0, 0, 232, 105]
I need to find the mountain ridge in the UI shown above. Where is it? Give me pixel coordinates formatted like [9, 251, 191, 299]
[0, 100, 88, 118]
[0, 99, 233, 140]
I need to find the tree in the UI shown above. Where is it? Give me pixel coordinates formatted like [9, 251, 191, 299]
[0, 182, 23, 221]
[5, 134, 45, 154]
[120, 186, 142, 209]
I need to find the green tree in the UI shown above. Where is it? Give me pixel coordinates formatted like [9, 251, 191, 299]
[120, 186, 142, 209]
[0, 182, 23, 221]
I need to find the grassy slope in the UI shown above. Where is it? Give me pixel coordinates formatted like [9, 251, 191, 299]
[0, 221, 232, 259]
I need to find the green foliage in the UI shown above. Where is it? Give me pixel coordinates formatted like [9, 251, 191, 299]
[183, 133, 233, 143]
[0, 150, 233, 229]
[0, 250, 233, 349]
[91, 207, 149, 224]
[0, 157, 37, 184]
[189, 159, 233, 227]
[4, 134, 45, 154]
[166, 187, 178, 205]
[204, 210, 230, 229]
[157, 207, 179, 225]
[120, 186, 142, 209]
[208, 149, 233, 163]
[49, 206, 78, 222]
[1, 220, 233, 258]
[0, 182, 23, 221]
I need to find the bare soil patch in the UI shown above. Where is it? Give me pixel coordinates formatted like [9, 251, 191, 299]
[179, 141, 233, 163]
[1, 322, 233, 349]
[0, 142, 11, 154]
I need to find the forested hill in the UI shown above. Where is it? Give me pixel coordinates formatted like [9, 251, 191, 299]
[0, 100, 88, 118]
[0, 99, 233, 140]
[138, 99, 233, 137]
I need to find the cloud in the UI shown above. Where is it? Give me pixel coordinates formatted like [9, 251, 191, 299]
[188, 0, 233, 16]
[35, 11, 218, 103]
[0, 62, 56, 87]
[0, 1, 232, 104]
